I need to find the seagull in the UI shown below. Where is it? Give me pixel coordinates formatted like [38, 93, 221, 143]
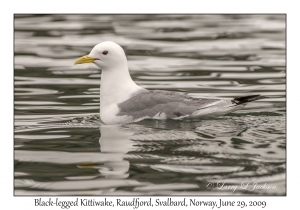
[75, 41, 265, 125]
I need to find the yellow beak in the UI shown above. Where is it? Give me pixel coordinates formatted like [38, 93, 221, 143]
[74, 55, 98, 65]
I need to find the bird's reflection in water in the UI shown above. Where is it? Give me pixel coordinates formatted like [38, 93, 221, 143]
[98, 124, 135, 179]
[96, 120, 200, 179]
[96, 118, 262, 180]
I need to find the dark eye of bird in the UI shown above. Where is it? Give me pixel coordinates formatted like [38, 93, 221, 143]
[102, 50, 108, 55]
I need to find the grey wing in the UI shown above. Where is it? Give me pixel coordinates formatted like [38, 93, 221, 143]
[117, 90, 223, 120]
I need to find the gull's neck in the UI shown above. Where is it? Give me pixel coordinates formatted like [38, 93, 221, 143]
[100, 65, 144, 109]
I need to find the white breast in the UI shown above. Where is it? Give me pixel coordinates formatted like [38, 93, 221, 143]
[100, 103, 133, 124]
[100, 82, 143, 124]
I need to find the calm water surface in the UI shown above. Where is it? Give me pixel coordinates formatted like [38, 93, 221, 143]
[14, 14, 286, 195]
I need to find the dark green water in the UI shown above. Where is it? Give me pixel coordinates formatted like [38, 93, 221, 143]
[14, 14, 286, 195]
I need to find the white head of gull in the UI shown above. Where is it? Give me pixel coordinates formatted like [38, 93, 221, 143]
[75, 41, 265, 125]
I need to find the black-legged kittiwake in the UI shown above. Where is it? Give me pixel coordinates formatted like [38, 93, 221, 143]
[75, 41, 265, 124]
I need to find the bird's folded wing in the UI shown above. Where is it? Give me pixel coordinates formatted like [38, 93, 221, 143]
[117, 90, 222, 120]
